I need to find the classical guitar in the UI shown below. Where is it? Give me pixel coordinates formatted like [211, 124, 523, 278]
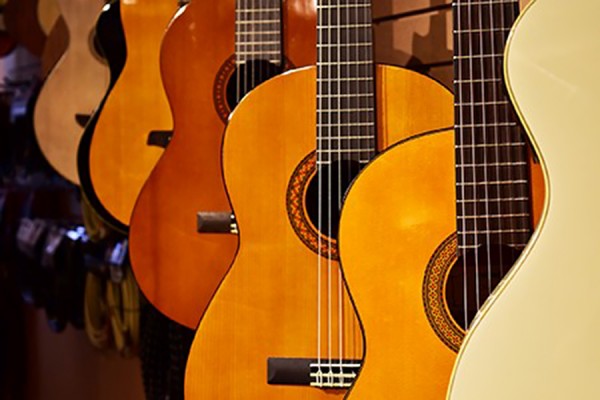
[39, 15, 68, 79]
[33, 0, 109, 184]
[448, 1, 600, 398]
[337, 0, 544, 397]
[128, 0, 316, 328]
[77, 0, 127, 233]
[184, 1, 453, 397]
[36, 0, 60, 36]
[86, 0, 177, 226]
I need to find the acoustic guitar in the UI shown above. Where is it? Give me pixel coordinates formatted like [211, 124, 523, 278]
[184, 0, 453, 397]
[448, 0, 600, 398]
[37, 0, 60, 36]
[77, 0, 127, 233]
[128, 0, 316, 328]
[39, 15, 68, 79]
[33, 0, 109, 185]
[337, 0, 544, 397]
[86, 0, 177, 226]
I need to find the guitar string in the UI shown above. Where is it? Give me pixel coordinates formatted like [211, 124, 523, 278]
[236, 0, 241, 105]
[317, 0, 323, 385]
[337, 0, 345, 382]
[326, 0, 333, 382]
[487, 0, 504, 294]
[455, 0, 469, 330]
[476, 0, 493, 305]
[506, 0, 524, 252]
[466, 0, 482, 318]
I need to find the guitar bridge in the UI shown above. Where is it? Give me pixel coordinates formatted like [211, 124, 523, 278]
[197, 212, 238, 234]
[267, 357, 361, 388]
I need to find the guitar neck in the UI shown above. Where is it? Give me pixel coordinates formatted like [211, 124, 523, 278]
[453, 0, 532, 251]
[235, 0, 282, 65]
[316, 0, 376, 164]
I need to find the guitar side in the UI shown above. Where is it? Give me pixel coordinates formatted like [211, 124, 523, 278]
[77, 0, 128, 233]
[447, 0, 600, 398]
[184, 65, 454, 398]
[33, 0, 109, 185]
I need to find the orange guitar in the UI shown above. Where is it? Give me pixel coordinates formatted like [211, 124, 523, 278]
[129, 0, 316, 329]
[86, 0, 177, 226]
[184, 1, 453, 398]
[336, 0, 544, 398]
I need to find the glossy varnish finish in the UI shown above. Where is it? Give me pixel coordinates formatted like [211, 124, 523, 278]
[448, 0, 600, 397]
[337, 0, 545, 397]
[88, 0, 176, 225]
[184, 65, 455, 398]
[33, 0, 109, 184]
[129, 0, 316, 329]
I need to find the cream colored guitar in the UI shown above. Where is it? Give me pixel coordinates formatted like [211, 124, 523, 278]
[447, 0, 600, 398]
[33, 0, 109, 185]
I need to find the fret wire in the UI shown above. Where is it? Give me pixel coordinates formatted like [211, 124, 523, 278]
[235, 0, 282, 63]
[317, 0, 376, 162]
[457, 197, 529, 203]
[456, 180, 528, 186]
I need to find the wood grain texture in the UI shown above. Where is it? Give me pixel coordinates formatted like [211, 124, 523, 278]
[338, 135, 544, 399]
[128, 0, 316, 329]
[448, 0, 600, 397]
[88, 0, 176, 225]
[184, 65, 455, 398]
[33, 0, 109, 184]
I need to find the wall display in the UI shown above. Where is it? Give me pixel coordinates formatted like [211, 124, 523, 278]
[184, 0, 454, 397]
[335, 0, 544, 397]
[77, 0, 127, 233]
[86, 0, 178, 227]
[447, 0, 600, 397]
[129, 0, 316, 329]
[33, 0, 110, 185]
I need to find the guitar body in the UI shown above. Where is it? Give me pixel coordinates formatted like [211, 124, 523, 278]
[77, 0, 127, 232]
[448, 0, 600, 398]
[4, 0, 46, 56]
[338, 129, 544, 398]
[87, 0, 176, 225]
[33, 0, 109, 184]
[37, 0, 60, 36]
[184, 65, 454, 398]
[128, 0, 316, 328]
[40, 15, 68, 79]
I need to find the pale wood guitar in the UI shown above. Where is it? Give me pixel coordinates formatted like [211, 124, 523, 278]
[33, 0, 109, 184]
[336, 0, 544, 397]
[447, 0, 600, 398]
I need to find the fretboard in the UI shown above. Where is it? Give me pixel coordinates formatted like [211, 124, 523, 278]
[235, 0, 282, 65]
[453, 0, 532, 251]
[316, 0, 376, 165]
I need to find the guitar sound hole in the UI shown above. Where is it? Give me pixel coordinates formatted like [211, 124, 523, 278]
[445, 243, 521, 330]
[226, 59, 283, 110]
[304, 160, 362, 241]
